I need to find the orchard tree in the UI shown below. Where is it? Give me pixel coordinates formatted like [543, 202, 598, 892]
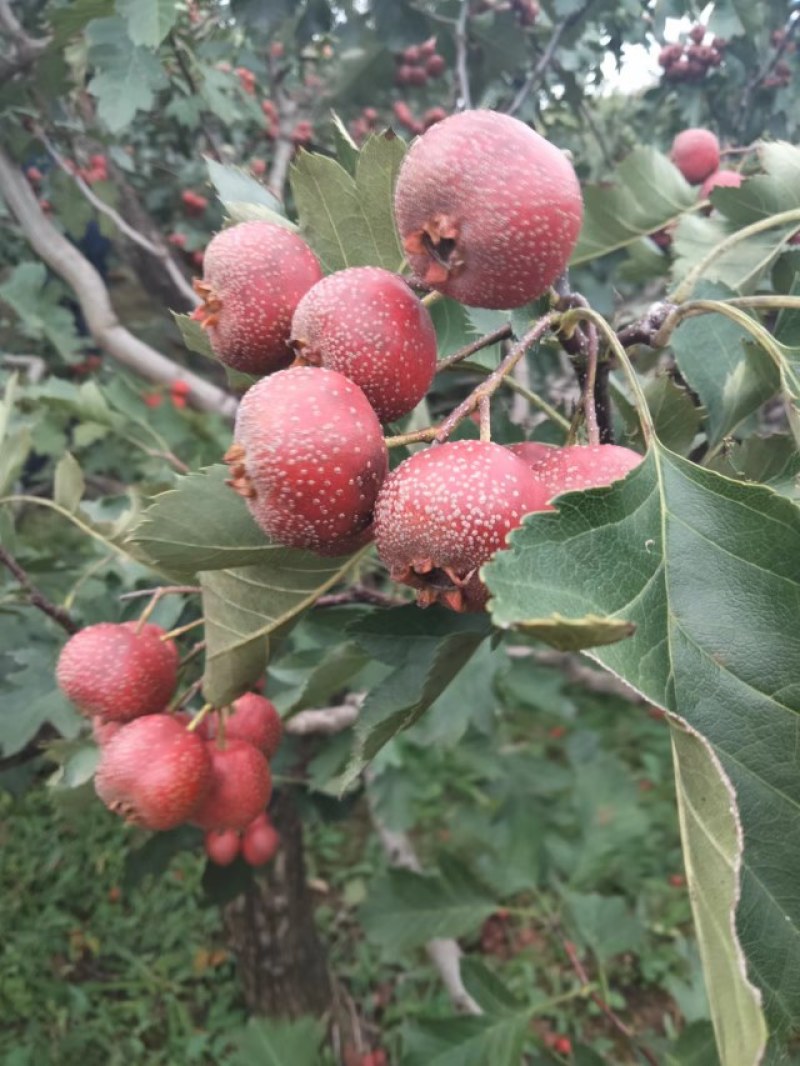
[2, 2, 800, 1065]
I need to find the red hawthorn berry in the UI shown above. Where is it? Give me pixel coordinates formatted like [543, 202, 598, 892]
[425, 54, 446, 78]
[405, 67, 428, 87]
[171, 379, 191, 396]
[699, 168, 742, 209]
[171, 395, 187, 410]
[95, 714, 212, 830]
[241, 812, 281, 865]
[191, 740, 272, 831]
[689, 24, 706, 44]
[204, 828, 241, 865]
[168, 232, 188, 248]
[92, 718, 122, 746]
[143, 391, 163, 407]
[507, 441, 557, 468]
[206, 693, 283, 758]
[191, 250, 204, 269]
[193, 220, 322, 375]
[530, 444, 643, 505]
[226, 367, 387, 555]
[392, 100, 417, 131]
[236, 66, 256, 94]
[290, 266, 437, 423]
[90, 153, 107, 168]
[394, 110, 583, 309]
[420, 37, 437, 58]
[669, 873, 687, 888]
[658, 43, 683, 68]
[38, 198, 52, 212]
[26, 165, 43, 184]
[262, 99, 278, 121]
[292, 120, 314, 145]
[374, 440, 552, 611]
[670, 128, 720, 184]
[363, 107, 378, 124]
[553, 1035, 572, 1056]
[57, 621, 179, 721]
[395, 64, 415, 86]
[181, 190, 208, 216]
[402, 44, 421, 64]
[423, 106, 448, 129]
[250, 158, 267, 175]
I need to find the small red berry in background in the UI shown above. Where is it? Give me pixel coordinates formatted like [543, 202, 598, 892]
[26, 165, 43, 184]
[241, 812, 281, 866]
[205, 828, 241, 866]
[143, 391, 162, 408]
[553, 1035, 572, 1056]
[669, 873, 687, 888]
[235, 66, 256, 94]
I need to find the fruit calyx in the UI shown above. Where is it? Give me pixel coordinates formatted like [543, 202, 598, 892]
[223, 442, 255, 499]
[403, 213, 463, 287]
[192, 278, 223, 329]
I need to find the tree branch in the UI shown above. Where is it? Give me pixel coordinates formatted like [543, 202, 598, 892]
[39, 131, 199, 308]
[0, 144, 237, 419]
[286, 696, 363, 737]
[0, 545, 79, 633]
[0, 0, 50, 84]
[454, 0, 472, 111]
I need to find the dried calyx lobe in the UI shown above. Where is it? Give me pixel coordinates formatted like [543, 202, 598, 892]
[374, 440, 552, 612]
[394, 110, 583, 310]
[226, 366, 388, 556]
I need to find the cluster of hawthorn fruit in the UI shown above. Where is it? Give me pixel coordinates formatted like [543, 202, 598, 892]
[56, 621, 283, 867]
[59, 109, 732, 842]
[658, 24, 726, 83]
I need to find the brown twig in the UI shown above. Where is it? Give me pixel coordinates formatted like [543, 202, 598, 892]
[561, 937, 659, 1066]
[434, 314, 556, 442]
[583, 323, 600, 446]
[0, 545, 79, 633]
[436, 324, 513, 371]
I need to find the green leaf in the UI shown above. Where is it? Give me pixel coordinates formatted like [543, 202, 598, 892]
[86, 17, 167, 130]
[672, 722, 768, 1066]
[565, 891, 644, 964]
[0, 650, 82, 757]
[54, 453, 85, 513]
[330, 111, 359, 176]
[116, 0, 177, 46]
[665, 1021, 721, 1066]
[670, 288, 779, 446]
[131, 465, 275, 574]
[227, 1017, 325, 1066]
[290, 131, 406, 273]
[484, 444, 793, 1036]
[204, 158, 290, 226]
[672, 215, 796, 297]
[343, 608, 489, 776]
[172, 312, 216, 361]
[402, 1015, 529, 1066]
[200, 550, 363, 706]
[50, 0, 114, 46]
[614, 374, 704, 458]
[508, 612, 635, 650]
[0, 262, 83, 362]
[361, 855, 496, 953]
[571, 147, 696, 266]
[707, 435, 800, 499]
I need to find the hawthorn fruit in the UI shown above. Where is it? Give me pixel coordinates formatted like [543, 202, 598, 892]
[374, 440, 551, 611]
[57, 621, 178, 721]
[394, 110, 583, 308]
[226, 366, 388, 556]
[205, 828, 241, 866]
[95, 714, 212, 830]
[194, 220, 322, 375]
[670, 128, 720, 184]
[699, 168, 743, 202]
[205, 693, 283, 758]
[241, 813, 281, 866]
[191, 740, 272, 831]
[291, 267, 437, 423]
[531, 444, 643, 503]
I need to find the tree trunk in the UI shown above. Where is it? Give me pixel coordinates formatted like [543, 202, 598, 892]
[222, 790, 333, 1018]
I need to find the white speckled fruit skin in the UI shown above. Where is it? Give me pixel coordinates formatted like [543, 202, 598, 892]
[290, 267, 437, 423]
[191, 740, 272, 831]
[205, 693, 283, 759]
[394, 110, 583, 309]
[670, 128, 720, 184]
[203, 220, 322, 374]
[234, 366, 388, 555]
[374, 439, 552, 610]
[95, 714, 212, 830]
[56, 622, 179, 721]
[532, 444, 642, 503]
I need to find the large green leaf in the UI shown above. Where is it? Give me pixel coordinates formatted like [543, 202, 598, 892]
[116, 0, 177, 46]
[402, 1015, 529, 1066]
[86, 17, 167, 130]
[484, 445, 797, 1040]
[672, 722, 768, 1066]
[200, 549, 362, 706]
[669, 286, 779, 446]
[571, 147, 695, 266]
[342, 607, 490, 778]
[707, 435, 800, 499]
[672, 215, 797, 297]
[290, 131, 406, 273]
[361, 855, 496, 954]
[0, 262, 83, 363]
[130, 465, 276, 575]
[227, 1017, 325, 1066]
[0, 650, 82, 757]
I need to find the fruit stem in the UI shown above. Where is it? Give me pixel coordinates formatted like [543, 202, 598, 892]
[478, 396, 491, 441]
[583, 322, 601, 447]
[135, 587, 165, 632]
[169, 677, 203, 712]
[421, 290, 444, 308]
[435, 324, 513, 371]
[160, 617, 205, 642]
[187, 702, 213, 731]
[434, 314, 557, 443]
